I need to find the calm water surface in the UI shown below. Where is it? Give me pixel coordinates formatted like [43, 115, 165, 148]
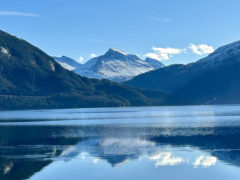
[1, 105, 240, 180]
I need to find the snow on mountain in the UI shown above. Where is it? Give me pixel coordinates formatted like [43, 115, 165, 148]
[54, 56, 82, 70]
[145, 58, 165, 69]
[125, 39, 240, 105]
[196, 40, 240, 67]
[108, 48, 128, 55]
[57, 61, 75, 71]
[55, 49, 165, 82]
[0, 47, 11, 57]
[76, 48, 160, 82]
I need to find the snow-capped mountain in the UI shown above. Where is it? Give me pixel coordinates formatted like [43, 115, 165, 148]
[55, 48, 165, 82]
[125, 40, 240, 105]
[54, 56, 82, 71]
[196, 40, 240, 67]
[145, 57, 165, 69]
[77, 48, 157, 82]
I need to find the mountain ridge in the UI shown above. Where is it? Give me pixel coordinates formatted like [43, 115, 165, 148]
[55, 48, 165, 82]
[125, 40, 240, 105]
[0, 30, 167, 110]
[54, 56, 82, 70]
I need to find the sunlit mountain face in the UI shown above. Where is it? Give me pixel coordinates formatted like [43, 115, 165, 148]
[1, 106, 240, 180]
[74, 48, 154, 82]
[54, 48, 165, 82]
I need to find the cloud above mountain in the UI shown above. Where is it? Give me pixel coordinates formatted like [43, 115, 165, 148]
[89, 53, 97, 58]
[145, 43, 214, 61]
[189, 43, 214, 55]
[77, 56, 84, 64]
[145, 47, 184, 61]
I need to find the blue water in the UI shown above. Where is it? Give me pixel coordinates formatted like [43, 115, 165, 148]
[1, 105, 240, 180]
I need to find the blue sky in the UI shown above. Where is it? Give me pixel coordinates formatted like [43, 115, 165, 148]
[1, 0, 240, 65]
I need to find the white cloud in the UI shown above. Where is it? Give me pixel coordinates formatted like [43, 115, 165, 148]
[0, 11, 39, 17]
[193, 156, 217, 168]
[78, 152, 87, 159]
[93, 158, 99, 164]
[89, 53, 97, 58]
[149, 152, 183, 167]
[189, 44, 214, 55]
[145, 46, 184, 61]
[76, 56, 84, 64]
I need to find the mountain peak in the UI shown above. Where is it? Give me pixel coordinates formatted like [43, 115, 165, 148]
[145, 57, 165, 69]
[0, 29, 166, 109]
[145, 57, 159, 62]
[104, 48, 128, 56]
[54, 56, 82, 70]
[61, 55, 71, 59]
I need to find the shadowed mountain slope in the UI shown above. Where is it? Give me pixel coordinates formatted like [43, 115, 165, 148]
[0, 30, 167, 110]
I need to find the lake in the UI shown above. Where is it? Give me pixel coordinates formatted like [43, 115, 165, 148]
[1, 105, 240, 180]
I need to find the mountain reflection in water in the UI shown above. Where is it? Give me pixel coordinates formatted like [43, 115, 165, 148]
[0, 106, 240, 180]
